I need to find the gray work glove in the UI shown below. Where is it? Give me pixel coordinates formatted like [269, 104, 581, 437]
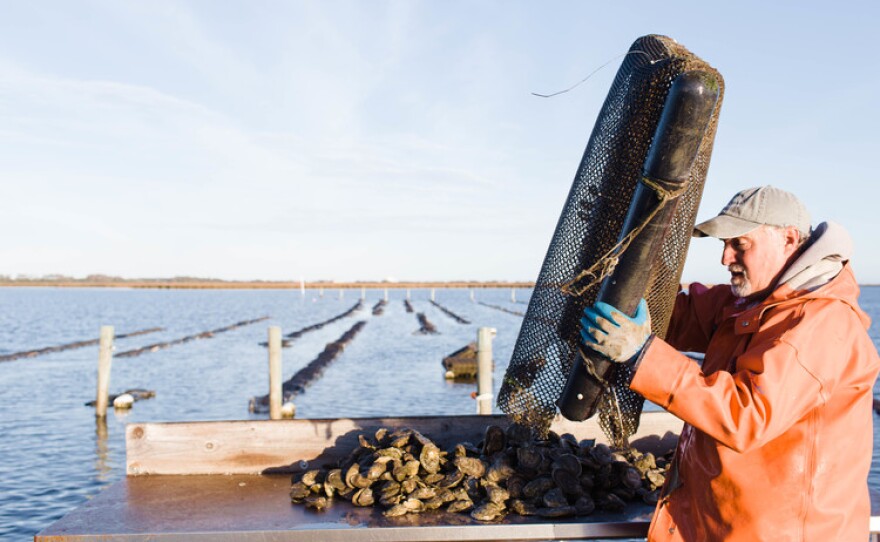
[579, 298, 652, 362]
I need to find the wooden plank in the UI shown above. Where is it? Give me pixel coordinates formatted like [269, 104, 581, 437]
[126, 412, 682, 475]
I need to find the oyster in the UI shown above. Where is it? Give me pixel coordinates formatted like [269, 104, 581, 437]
[471, 501, 505, 521]
[552, 467, 583, 496]
[553, 454, 582, 476]
[542, 487, 569, 508]
[300, 469, 322, 486]
[408, 486, 436, 500]
[482, 425, 506, 457]
[367, 456, 393, 480]
[596, 491, 627, 512]
[402, 497, 425, 513]
[516, 445, 542, 471]
[420, 443, 442, 474]
[376, 447, 404, 461]
[446, 499, 474, 513]
[574, 494, 596, 516]
[352, 487, 375, 507]
[383, 503, 410, 517]
[506, 474, 527, 499]
[289, 482, 311, 502]
[536, 505, 576, 518]
[646, 469, 666, 490]
[590, 443, 615, 465]
[325, 468, 346, 491]
[486, 455, 515, 483]
[482, 482, 510, 504]
[436, 470, 464, 489]
[504, 423, 532, 446]
[358, 434, 375, 450]
[509, 498, 537, 515]
[401, 478, 419, 494]
[304, 494, 329, 511]
[389, 429, 412, 448]
[633, 452, 656, 473]
[393, 459, 420, 482]
[421, 473, 443, 485]
[621, 466, 643, 490]
[522, 476, 554, 499]
[345, 463, 372, 489]
[454, 456, 486, 478]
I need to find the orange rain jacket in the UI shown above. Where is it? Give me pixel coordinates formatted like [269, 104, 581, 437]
[630, 225, 880, 541]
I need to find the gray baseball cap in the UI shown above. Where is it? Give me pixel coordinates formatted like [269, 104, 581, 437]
[693, 186, 811, 239]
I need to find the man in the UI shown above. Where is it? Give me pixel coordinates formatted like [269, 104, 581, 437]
[581, 186, 880, 541]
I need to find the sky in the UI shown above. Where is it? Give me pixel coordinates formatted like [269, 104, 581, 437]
[1, 1, 878, 284]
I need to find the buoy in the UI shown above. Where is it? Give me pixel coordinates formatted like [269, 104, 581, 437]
[281, 402, 296, 419]
[113, 393, 134, 409]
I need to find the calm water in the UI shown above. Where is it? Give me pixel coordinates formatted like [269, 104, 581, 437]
[1, 286, 878, 540]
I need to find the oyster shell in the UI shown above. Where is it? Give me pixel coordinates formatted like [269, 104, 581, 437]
[471, 501, 505, 521]
[454, 456, 486, 478]
[482, 425, 506, 457]
[420, 443, 442, 474]
[352, 487, 375, 507]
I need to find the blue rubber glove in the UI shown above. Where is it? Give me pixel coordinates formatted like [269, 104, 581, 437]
[579, 298, 652, 362]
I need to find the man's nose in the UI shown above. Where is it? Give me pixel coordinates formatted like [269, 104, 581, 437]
[721, 243, 735, 266]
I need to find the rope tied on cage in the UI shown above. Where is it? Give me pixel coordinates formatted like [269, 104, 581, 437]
[561, 176, 689, 297]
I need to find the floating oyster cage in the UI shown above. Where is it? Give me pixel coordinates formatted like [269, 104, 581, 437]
[37, 413, 683, 541]
[442, 342, 488, 379]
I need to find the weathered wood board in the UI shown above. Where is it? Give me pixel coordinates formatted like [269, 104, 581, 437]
[127, 412, 683, 475]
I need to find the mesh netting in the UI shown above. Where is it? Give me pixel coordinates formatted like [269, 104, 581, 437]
[498, 35, 724, 439]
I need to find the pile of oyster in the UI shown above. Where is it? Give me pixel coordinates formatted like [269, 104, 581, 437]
[290, 424, 668, 521]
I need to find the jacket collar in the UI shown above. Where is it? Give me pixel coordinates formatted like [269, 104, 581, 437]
[726, 264, 866, 335]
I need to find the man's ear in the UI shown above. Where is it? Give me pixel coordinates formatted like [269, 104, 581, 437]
[782, 226, 800, 256]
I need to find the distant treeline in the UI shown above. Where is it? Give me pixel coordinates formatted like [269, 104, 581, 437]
[0, 275, 535, 290]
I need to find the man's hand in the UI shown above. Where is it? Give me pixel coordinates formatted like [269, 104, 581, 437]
[579, 298, 652, 362]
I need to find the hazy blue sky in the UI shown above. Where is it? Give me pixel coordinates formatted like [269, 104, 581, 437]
[1, 1, 878, 283]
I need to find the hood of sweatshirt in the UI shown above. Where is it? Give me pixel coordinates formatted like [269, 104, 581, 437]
[779, 221, 852, 292]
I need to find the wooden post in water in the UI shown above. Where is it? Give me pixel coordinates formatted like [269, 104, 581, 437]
[95, 326, 115, 418]
[511, 289, 516, 303]
[431, 288, 436, 301]
[470, 289, 475, 302]
[339, 289, 344, 300]
[476, 327, 496, 415]
[361, 287, 366, 300]
[384, 288, 388, 302]
[268, 326, 282, 420]
[406, 288, 411, 300]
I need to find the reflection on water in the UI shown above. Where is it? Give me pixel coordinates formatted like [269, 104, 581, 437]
[94, 417, 110, 482]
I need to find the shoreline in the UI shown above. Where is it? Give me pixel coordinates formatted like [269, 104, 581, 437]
[0, 280, 536, 290]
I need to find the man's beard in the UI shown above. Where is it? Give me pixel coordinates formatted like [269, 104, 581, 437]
[729, 264, 751, 297]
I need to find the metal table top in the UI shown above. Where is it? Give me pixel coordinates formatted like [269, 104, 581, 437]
[37, 474, 655, 541]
